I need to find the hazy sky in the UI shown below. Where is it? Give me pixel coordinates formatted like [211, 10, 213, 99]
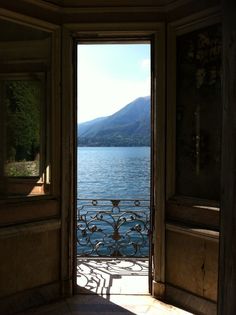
[77, 43, 150, 123]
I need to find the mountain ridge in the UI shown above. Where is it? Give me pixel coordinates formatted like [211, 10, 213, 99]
[78, 96, 150, 146]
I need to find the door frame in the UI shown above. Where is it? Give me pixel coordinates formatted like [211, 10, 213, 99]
[61, 22, 166, 297]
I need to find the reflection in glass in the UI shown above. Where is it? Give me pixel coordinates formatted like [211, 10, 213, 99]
[1, 78, 42, 177]
[176, 24, 222, 201]
[0, 17, 52, 197]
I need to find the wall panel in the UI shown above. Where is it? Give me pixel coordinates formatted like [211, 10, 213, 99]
[165, 227, 218, 314]
[0, 220, 61, 299]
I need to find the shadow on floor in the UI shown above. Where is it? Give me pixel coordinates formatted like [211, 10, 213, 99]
[17, 292, 137, 315]
[76, 258, 149, 295]
[67, 293, 137, 314]
[18, 289, 193, 315]
[17, 259, 192, 314]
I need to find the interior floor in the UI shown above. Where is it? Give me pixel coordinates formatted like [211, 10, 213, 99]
[17, 294, 193, 315]
[17, 259, 193, 315]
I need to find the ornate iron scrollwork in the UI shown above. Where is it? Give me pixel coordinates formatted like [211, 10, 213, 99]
[77, 199, 150, 258]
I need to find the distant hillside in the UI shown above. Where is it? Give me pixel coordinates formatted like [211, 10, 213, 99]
[78, 96, 150, 146]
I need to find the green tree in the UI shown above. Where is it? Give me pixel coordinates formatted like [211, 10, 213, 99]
[5, 80, 40, 162]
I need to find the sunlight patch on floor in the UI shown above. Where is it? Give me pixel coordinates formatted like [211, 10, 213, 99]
[77, 258, 149, 295]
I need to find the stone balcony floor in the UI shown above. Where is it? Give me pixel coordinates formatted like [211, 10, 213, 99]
[76, 258, 149, 295]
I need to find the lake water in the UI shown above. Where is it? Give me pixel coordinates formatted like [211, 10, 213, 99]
[77, 147, 150, 257]
[77, 147, 150, 199]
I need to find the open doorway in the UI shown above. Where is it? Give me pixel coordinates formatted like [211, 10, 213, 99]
[76, 41, 152, 295]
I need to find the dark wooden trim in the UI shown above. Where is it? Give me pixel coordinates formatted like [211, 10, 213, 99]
[167, 1, 220, 22]
[0, 2, 61, 25]
[218, 0, 236, 314]
[61, 26, 74, 298]
[0, 0, 221, 27]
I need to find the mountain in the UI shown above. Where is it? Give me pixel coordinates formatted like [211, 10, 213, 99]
[78, 96, 150, 146]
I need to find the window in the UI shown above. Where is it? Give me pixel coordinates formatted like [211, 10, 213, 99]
[2, 75, 42, 177]
[166, 18, 222, 229]
[0, 73, 49, 197]
[0, 17, 55, 199]
[175, 23, 222, 201]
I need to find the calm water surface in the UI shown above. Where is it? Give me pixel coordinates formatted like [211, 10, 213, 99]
[77, 147, 150, 199]
[77, 147, 150, 257]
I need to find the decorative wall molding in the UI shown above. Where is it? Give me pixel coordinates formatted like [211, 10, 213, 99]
[24, 0, 60, 13]
[0, 8, 60, 31]
[169, 6, 221, 32]
[38, 0, 192, 10]
[0, 219, 61, 239]
[4, 0, 207, 17]
[166, 223, 219, 242]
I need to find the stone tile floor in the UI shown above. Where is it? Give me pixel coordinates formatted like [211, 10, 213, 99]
[18, 259, 193, 315]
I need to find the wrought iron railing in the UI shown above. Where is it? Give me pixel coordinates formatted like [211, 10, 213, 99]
[77, 199, 150, 258]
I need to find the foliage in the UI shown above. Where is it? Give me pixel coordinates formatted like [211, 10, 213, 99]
[5, 80, 41, 162]
[5, 160, 39, 177]
[78, 135, 150, 147]
[178, 23, 222, 91]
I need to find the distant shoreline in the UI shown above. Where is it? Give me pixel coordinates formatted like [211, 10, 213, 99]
[77, 145, 151, 147]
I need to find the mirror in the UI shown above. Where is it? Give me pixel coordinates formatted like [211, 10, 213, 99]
[0, 18, 51, 197]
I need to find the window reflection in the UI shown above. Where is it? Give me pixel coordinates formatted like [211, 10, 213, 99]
[2, 77, 42, 177]
[0, 17, 51, 197]
[175, 23, 222, 201]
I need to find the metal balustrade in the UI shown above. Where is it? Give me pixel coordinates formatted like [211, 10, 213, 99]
[77, 199, 150, 257]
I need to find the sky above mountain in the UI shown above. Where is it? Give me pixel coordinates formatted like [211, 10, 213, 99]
[77, 43, 150, 123]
